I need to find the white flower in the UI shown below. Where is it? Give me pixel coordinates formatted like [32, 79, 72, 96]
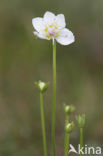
[35, 80, 49, 93]
[66, 123, 71, 129]
[32, 11, 75, 45]
[39, 82, 45, 90]
[65, 122, 74, 133]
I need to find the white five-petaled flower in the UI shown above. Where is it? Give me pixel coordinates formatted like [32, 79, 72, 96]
[32, 11, 75, 45]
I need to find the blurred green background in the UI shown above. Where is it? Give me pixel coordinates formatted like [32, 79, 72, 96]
[0, 0, 103, 155]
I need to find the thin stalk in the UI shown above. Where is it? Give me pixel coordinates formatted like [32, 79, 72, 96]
[40, 93, 47, 156]
[64, 115, 69, 156]
[52, 40, 56, 156]
[80, 128, 83, 156]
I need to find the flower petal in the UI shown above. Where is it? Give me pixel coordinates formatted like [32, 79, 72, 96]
[56, 28, 75, 45]
[56, 14, 66, 29]
[32, 18, 45, 32]
[43, 11, 56, 25]
[33, 31, 50, 40]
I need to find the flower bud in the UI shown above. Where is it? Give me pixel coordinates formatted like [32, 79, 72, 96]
[65, 122, 74, 133]
[64, 104, 75, 115]
[76, 114, 85, 128]
[35, 80, 49, 93]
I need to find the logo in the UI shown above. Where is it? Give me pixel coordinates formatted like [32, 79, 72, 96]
[68, 144, 102, 155]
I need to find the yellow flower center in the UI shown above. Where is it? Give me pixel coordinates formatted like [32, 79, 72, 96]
[44, 24, 59, 39]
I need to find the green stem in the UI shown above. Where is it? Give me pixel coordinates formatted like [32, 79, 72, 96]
[64, 115, 69, 156]
[52, 40, 56, 156]
[80, 128, 83, 156]
[40, 93, 47, 156]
